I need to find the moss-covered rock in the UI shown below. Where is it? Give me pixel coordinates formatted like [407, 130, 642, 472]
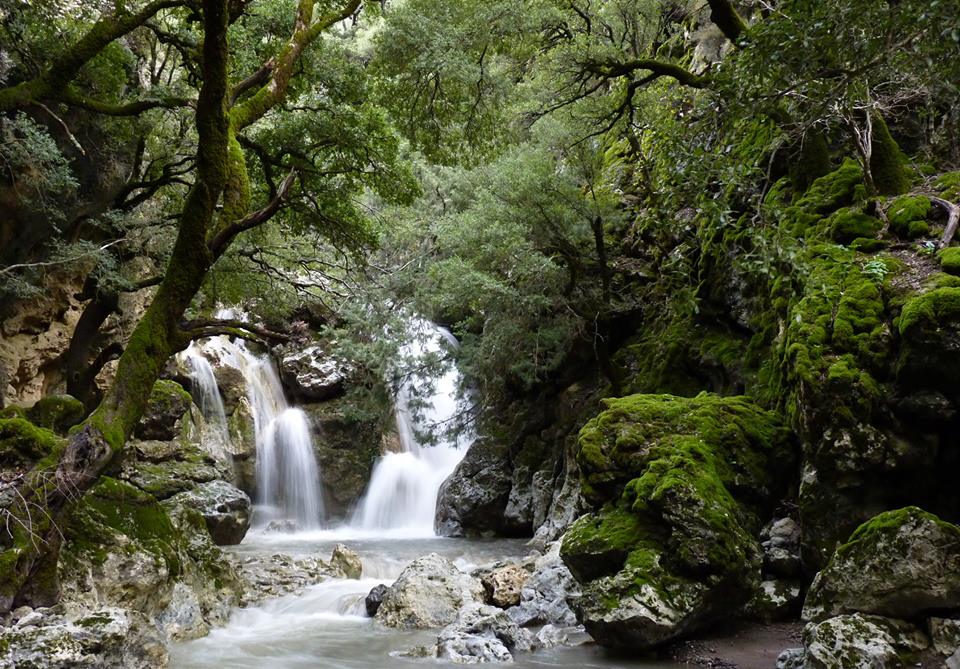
[803, 507, 960, 622]
[888, 195, 932, 239]
[560, 393, 792, 650]
[827, 208, 882, 245]
[935, 172, 960, 201]
[0, 418, 64, 469]
[135, 380, 192, 441]
[896, 287, 960, 392]
[795, 159, 864, 215]
[940, 248, 960, 276]
[24, 395, 85, 434]
[869, 113, 911, 196]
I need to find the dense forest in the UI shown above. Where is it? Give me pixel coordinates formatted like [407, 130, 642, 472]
[1, 0, 960, 667]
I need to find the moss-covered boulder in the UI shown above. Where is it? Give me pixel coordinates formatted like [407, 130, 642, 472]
[940, 248, 960, 277]
[795, 159, 865, 214]
[0, 417, 64, 469]
[827, 208, 882, 245]
[135, 380, 193, 441]
[896, 287, 960, 392]
[802, 613, 929, 669]
[122, 438, 227, 500]
[24, 394, 85, 434]
[888, 195, 932, 240]
[803, 507, 960, 622]
[559, 393, 792, 650]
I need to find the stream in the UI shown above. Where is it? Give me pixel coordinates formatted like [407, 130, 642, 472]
[171, 531, 667, 669]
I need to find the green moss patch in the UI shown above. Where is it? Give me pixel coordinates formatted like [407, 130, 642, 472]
[827, 208, 881, 245]
[888, 195, 931, 239]
[795, 159, 864, 214]
[938, 248, 960, 276]
[0, 418, 65, 469]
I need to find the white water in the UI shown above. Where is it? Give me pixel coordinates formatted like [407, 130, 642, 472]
[182, 342, 231, 460]
[348, 320, 472, 537]
[183, 332, 324, 529]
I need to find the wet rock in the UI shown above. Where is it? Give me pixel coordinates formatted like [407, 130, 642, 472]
[375, 553, 484, 629]
[0, 607, 169, 669]
[435, 438, 512, 537]
[365, 584, 389, 617]
[803, 507, 960, 622]
[277, 345, 349, 401]
[165, 480, 251, 545]
[263, 519, 302, 533]
[436, 604, 535, 663]
[480, 564, 528, 609]
[748, 579, 802, 621]
[330, 544, 363, 579]
[930, 617, 960, 656]
[230, 552, 334, 605]
[506, 543, 578, 627]
[135, 380, 193, 441]
[802, 614, 929, 669]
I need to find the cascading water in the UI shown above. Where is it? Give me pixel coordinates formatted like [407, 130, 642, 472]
[182, 342, 231, 460]
[182, 329, 324, 530]
[349, 320, 472, 536]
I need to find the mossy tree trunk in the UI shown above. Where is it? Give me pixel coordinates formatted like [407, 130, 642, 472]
[0, 0, 363, 612]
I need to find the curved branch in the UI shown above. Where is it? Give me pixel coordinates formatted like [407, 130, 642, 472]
[208, 168, 297, 256]
[584, 58, 708, 89]
[0, 0, 187, 111]
[932, 196, 960, 249]
[62, 89, 192, 116]
[179, 319, 291, 346]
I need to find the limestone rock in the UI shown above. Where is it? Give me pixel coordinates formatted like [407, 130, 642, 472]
[930, 618, 960, 656]
[165, 480, 251, 545]
[506, 543, 578, 627]
[480, 564, 528, 608]
[761, 517, 802, 578]
[375, 553, 484, 629]
[436, 604, 535, 663]
[277, 345, 349, 401]
[435, 438, 512, 537]
[330, 544, 363, 579]
[803, 507, 960, 622]
[229, 552, 335, 606]
[0, 607, 169, 669]
[802, 614, 929, 669]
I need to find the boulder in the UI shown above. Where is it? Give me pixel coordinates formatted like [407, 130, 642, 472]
[803, 507, 960, 622]
[435, 437, 513, 537]
[560, 393, 791, 650]
[761, 517, 802, 578]
[228, 552, 335, 606]
[480, 564, 528, 608]
[277, 345, 349, 401]
[165, 480, 251, 545]
[375, 553, 484, 629]
[135, 380, 193, 441]
[436, 604, 535, 663]
[330, 544, 362, 579]
[123, 437, 226, 501]
[365, 584, 389, 617]
[506, 543, 578, 627]
[0, 607, 169, 669]
[802, 614, 929, 669]
[25, 394, 85, 434]
[930, 618, 960, 656]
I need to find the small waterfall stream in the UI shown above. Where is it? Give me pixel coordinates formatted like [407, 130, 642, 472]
[182, 342, 231, 460]
[349, 320, 472, 536]
[182, 333, 324, 529]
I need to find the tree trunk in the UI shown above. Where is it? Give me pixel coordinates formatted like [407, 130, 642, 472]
[0, 0, 231, 612]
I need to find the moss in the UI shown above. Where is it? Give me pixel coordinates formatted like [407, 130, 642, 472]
[897, 287, 960, 334]
[826, 208, 882, 245]
[795, 159, 864, 214]
[0, 405, 27, 420]
[939, 248, 960, 276]
[869, 113, 910, 196]
[25, 395, 85, 434]
[0, 418, 65, 468]
[790, 129, 832, 193]
[934, 172, 960, 201]
[561, 506, 648, 581]
[836, 506, 959, 559]
[849, 238, 886, 253]
[887, 195, 931, 238]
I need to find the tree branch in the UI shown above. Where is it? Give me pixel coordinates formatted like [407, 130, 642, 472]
[585, 58, 708, 88]
[62, 89, 192, 116]
[707, 0, 748, 44]
[932, 196, 960, 249]
[179, 319, 291, 346]
[207, 168, 297, 256]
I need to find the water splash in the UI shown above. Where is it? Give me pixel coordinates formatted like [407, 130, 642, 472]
[349, 320, 472, 536]
[182, 326, 325, 529]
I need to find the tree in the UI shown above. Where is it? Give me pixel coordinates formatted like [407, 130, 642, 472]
[0, 0, 409, 611]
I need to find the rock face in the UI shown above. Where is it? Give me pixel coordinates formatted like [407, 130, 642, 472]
[436, 604, 535, 664]
[559, 393, 792, 650]
[135, 380, 194, 441]
[166, 480, 251, 546]
[435, 438, 513, 537]
[330, 544, 363, 579]
[803, 507, 960, 622]
[506, 543, 578, 627]
[277, 345, 349, 401]
[375, 553, 485, 629]
[0, 607, 170, 669]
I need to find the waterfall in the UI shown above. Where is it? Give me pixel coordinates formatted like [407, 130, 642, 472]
[182, 342, 231, 460]
[181, 330, 325, 530]
[350, 320, 472, 536]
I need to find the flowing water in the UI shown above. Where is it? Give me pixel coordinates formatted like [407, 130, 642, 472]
[173, 320, 667, 668]
[171, 535, 664, 669]
[349, 319, 471, 536]
[182, 342, 231, 460]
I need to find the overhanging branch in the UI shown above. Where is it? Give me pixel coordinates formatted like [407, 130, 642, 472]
[207, 168, 297, 256]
